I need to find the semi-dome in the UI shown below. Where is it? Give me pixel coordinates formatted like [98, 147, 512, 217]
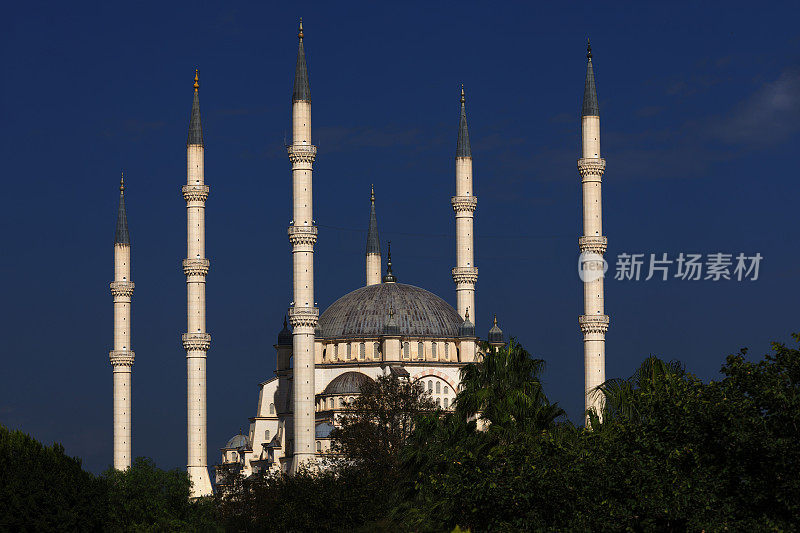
[318, 283, 462, 339]
[322, 371, 374, 395]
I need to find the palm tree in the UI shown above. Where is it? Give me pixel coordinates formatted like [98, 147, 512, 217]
[589, 355, 686, 426]
[455, 338, 565, 442]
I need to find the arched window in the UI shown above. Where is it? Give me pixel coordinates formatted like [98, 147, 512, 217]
[435, 382, 441, 394]
[359, 342, 365, 360]
[373, 342, 381, 360]
[231, 451, 238, 462]
[322, 347, 326, 361]
[444, 386, 450, 395]
[444, 343, 449, 360]
[403, 342, 410, 359]
[316, 441, 322, 453]
[269, 403, 275, 415]
[339, 397, 344, 408]
[428, 380, 433, 392]
[347, 343, 352, 360]
[432, 342, 438, 359]
[437, 398, 442, 407]
[444, 397, 449, 409]
[265, 429, 270, 441]
[418, 342, 424, 359]
[334, 344, 339, 359]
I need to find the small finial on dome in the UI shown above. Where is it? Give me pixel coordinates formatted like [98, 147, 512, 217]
[390, 306, 394, 319]
[370, 183, 375, 203]
[298, 18, 304, 40]
[587, 38, 592, 60]
[194, 69, 199, 91]
[382, 241, 397, 283]
[465, 308, 470, 320]
[283, 315, 287, 328]
[120, 171, 124, 192]
[460, 84, 465, 104]
[493, 314, 497, 326]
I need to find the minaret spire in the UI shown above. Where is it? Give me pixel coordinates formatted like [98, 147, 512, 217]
[182, 70, 213, 496]
[293, 19, 311, 103]
[115, 172, 130, 245]
[110, 174, 135, 470]
[187, 69, 203, 146]
[578, 41, 609, 424]
[452, 86, 478, 329]
[366, 184, 381, 285]
[582, 39, 599, 117]
[287, 19, 318, 473]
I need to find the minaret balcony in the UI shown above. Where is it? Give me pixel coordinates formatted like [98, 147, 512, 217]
[183, 258, 210, 277]
[182, 184, 210, 203]
[110, 281, 135, 297]
[579, 314, 610, 334]
[182, 332, 212, 351]
[451, 266, 479, 284]
[287, 145, 317, 164]
[288, 225, 318, 246]
[288, 307, 319, 329]
[451, 195, 477, 213]
[577, 158, 606, 182]
[579, 236, 608, 254]
[109, 350, 135, 367]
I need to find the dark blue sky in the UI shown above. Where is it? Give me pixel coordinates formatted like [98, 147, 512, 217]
[2, 1, 799, 473]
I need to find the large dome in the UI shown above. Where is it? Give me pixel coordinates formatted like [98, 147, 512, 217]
[318, 283, 462, 339]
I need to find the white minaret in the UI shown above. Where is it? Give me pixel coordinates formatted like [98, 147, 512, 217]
[182, 70, 213, 496]
[366, 185, 381, 286]
[452, 87, 478, 324]
[109, 173, 134, 470]
[578, 41, 609, 422]
[287, 20, 318, 472]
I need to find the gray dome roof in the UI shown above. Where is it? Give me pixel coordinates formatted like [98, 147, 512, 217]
[318, 283, 462, 339]
[323, 372, 374, 395]
[225, 434, 249, 449]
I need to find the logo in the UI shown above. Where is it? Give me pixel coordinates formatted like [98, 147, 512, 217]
[578, 252, 608, 282]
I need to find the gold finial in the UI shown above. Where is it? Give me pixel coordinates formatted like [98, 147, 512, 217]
[298, 18, 304, 40]
[120, 171, 125, 192]
[460, 84, 465, 104]
[465, 308, 470, 320]
[389, 306, 395, 319]
[493, 314, 497, 326]
[370, 183, 375, 202]
[587, 38, 592, 60]
[193, 69, 199, 91]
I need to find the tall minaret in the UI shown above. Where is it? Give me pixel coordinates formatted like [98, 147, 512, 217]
[452, 87, 478, 324]
[366, 185, 381, 286]
[578, 41, 609, 422]
[287, 20, 318, 472]
[182, 70, 213, 496]
[109, 173, 134, 470]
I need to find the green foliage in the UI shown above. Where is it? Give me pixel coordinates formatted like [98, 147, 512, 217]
[0, 425, 106, 531]
[102, 457, 219, 532]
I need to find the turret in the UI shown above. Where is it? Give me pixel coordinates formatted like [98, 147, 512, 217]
[451, 87, 478, 327]
[182, 69, 214, 496]
[488, 314, 504, 352]
[366, 185, 381, 286]
[110, 173, 135, 470]
[578, 40, 609, 424]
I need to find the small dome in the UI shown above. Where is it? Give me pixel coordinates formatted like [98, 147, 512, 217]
[315, 422, 335, 439]
[225, 434, 249, 449]
[323, 371, 374, 395]
[277, 317, 292, 346]
[488, 315, 503, 344]
[459, 310, 475, 338]
[318, 283, 462, 339]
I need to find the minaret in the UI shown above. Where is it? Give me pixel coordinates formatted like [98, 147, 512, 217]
[578, 40, 609, 422]
[287, 19, 318, 472]
[452, 86, 478, 325]
[366, 185, 381, 286]
[182, 70, 213, 496]
[109, 173, 134, 470]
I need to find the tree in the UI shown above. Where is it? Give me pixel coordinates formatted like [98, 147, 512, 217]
[456, 338, 565, 441]
[330, 373, 437, 472]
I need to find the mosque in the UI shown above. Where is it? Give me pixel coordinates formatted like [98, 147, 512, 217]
[108, 22, 608, 497]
